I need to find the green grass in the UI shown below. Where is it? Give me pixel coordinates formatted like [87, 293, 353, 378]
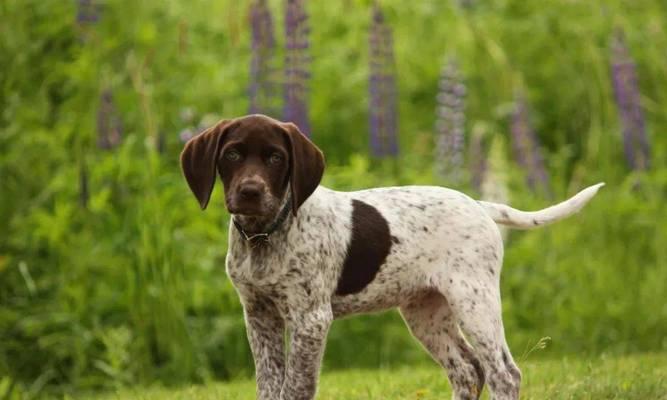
[95, 353, 666, 400]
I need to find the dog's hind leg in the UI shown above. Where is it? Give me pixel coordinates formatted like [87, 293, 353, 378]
[400, 290, 485, 400]
[438, 266, 521, 400]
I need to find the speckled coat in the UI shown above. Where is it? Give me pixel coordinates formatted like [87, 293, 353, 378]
[180, 113, 602, 400]
[225, 183, 604, 400]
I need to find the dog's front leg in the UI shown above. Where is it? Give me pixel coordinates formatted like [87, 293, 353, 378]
[244, 298, 286, 400]
[280, 305, 333, 400]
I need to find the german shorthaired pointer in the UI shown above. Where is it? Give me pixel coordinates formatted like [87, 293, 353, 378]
[180, 114, 603, 400]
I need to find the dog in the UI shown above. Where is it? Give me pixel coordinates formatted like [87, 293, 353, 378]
[180, 114, 603, 400]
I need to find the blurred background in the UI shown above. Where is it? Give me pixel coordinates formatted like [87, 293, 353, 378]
[1, 0, 666, 397]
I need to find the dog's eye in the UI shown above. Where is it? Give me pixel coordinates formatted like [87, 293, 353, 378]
[268, 152, 283, 165]
[225, 150, 242, 161]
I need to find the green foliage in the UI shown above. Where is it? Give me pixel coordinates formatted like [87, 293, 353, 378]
[1, 0, 666, 397]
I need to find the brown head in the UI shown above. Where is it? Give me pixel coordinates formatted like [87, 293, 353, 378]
[180, 114, 325, 231]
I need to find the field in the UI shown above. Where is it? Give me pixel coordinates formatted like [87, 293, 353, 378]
[96, 354, 667, 400]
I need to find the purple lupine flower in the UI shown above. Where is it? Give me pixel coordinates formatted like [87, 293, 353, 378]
[77, 0, 103, 43]
[469, 130, 486, 192]
[510, 94, 550, 194]
[97, 89, 122, 150]
[249, 0, 281, 117]
[611, 29, 650, 170]
[179, 128, 195, 143]
[368, 3, 399, 157]
[77, 0, 100, 24]
[283, 0, 311, 136]
[178, 107, 196, 143]
[435, 57, 465, 184]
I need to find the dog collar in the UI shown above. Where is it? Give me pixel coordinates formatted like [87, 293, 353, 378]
[232, 194, 292, 243]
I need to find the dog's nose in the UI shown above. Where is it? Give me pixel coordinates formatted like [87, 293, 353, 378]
[238, 180, 265, 200]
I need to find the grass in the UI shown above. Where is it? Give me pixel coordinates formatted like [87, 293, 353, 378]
[94, 353, 667, 399]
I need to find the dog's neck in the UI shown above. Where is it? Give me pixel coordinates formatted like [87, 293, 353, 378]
[231, 192, 293, 245]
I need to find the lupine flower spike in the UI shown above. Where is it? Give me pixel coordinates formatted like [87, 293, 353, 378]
[481, 135, 510, 240]
[369, 3, 398, 157]
[510, 94, 550, 195]
[469, 127, 486, 192]
[284, 0, 311, 136]
[249, 0, 280, 117]
[97, 89, 122, 150]
[368, 3, 399, 157]
[77, 0, 101, 25]
[76, 0, 102, 42]
[611, 29, 650, 170]
[435, 57, 465, 185]
[178, 107, 196, 143]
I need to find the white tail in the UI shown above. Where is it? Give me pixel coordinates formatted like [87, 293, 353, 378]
[478, 183, 605, 229]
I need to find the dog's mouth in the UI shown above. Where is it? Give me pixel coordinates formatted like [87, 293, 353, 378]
[229, 207, 282, 235]
[226, 198, 276, 218]
[227, 205, 266, 217]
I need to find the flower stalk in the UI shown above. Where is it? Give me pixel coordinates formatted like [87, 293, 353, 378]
[369, 3, 398, 157]
[284, 0, 311, 136]
[435, 57, 465, 185]
[249, 0, 280, 117]
[611, 29, 650, 170]
[510, 94, 550, 194]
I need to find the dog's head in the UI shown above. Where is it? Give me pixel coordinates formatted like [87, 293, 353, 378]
[180, 114, 324, 224]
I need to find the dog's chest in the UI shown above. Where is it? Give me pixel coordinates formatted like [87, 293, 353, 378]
[227, 192, 351, 293]
[226, 245, 292, 292]
[225, 235, 342, 310]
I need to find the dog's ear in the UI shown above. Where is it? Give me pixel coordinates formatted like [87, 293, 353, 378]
[180, 119, 234, 210]
[280, 122, 325, 215]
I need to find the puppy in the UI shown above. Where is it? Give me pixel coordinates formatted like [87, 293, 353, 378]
[180, 114, 603, 400]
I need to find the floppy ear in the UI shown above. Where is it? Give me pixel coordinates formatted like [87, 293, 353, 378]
[280, 122, 325, 215]
[180, 119, 233, 210]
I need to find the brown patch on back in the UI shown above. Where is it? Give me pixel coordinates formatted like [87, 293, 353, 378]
[335, 200, 392, 295]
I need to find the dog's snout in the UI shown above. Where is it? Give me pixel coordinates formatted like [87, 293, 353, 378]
[238, 179, 266, 200]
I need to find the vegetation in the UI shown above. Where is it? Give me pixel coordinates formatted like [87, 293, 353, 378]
[1, 0, 666, 397]
[95, 353, 667, 400]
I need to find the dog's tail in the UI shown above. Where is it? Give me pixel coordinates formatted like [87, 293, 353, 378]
[478, 183, 605, 230]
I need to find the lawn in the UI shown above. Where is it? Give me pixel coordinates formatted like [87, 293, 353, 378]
[96, 353, 666, 399]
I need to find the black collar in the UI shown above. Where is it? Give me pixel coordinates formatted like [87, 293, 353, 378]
[232, 195, 292, 243]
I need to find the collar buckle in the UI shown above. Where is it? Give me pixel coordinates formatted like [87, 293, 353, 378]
[240, 230, 269, 242]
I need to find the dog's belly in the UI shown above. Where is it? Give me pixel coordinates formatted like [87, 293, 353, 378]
[331, 278, 418, 317]
[330, 257, 430, 318]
